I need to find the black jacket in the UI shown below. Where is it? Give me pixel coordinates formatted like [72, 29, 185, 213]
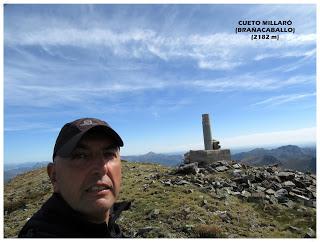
[18, 193, 131, 238]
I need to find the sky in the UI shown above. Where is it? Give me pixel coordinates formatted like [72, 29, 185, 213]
[4, 4, 317, 164]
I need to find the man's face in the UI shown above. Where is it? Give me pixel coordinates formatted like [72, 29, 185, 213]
[51, 131, 121, 223]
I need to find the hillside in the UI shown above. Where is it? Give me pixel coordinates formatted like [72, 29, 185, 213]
[122, 152, 183, 167]
[232, 145, 316, 173]
[4, 160, 316, 238]
[4, 161, 48, 183]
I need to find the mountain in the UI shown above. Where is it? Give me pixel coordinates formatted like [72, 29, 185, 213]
[122, 152, 183, 167]
[232, 145, 316, 173]
[4, 161, 316, 238]
[4, 161, 49, 183]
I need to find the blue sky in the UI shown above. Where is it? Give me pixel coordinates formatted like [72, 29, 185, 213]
[4, 4, 316, 163]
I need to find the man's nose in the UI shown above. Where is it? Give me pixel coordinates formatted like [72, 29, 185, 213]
[91, 153, 109, 174]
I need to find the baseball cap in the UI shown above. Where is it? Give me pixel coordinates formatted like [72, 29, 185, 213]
[53, 118, 124, 159]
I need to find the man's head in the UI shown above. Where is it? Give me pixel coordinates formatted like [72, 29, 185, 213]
[47, 118, 123, 223]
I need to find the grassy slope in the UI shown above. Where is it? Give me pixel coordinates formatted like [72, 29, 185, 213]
[4, 161, 316, 238]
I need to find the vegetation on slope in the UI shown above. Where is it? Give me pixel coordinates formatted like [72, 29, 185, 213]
[4, 161, 316, 238]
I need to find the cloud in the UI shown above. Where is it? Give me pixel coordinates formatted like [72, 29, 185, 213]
[252, 92, 316, 107]
[222, 127, 316, 148]
[5, 21, 316, 71]
[184, 74, 315, 92]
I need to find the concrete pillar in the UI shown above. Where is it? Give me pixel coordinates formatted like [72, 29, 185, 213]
[202, 114, 212, 150]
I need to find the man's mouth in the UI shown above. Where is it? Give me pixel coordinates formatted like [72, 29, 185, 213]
[86, 184, 113, 193]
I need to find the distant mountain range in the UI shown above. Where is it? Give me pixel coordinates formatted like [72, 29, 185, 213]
[4, 161, 49, 183]
[232, 145, 316, 173]
[122, 152, 183, 167]
[4, 145, 316, 183]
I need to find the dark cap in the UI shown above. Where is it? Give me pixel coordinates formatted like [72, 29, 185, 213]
[53, 118, 124, 159]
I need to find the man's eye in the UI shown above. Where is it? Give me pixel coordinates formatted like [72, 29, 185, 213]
[72, 153, 88, 160]
[103, 150, 116, 158]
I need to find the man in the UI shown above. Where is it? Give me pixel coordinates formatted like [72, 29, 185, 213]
[19, 118, 131, 238]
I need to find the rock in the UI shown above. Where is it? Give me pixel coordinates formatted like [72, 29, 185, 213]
[261, 180, 272, 188]
[215, 166, 229, 172]
[216, 211, 232, 223]
[147, 209, 160, 220]
[162, 180, 172, 186]
[212, 181, 222, 188]
[183, 207, 191, 213]
[175, 180, 190, 185]
[268, 195, 278, 205]
[256, 186, 266, 192]
[288, 226, 302, 232]
[176, 162, 199, 175]
[186, 189, 193, 194]
[304, 228, 316, 238]
[231, 169, 243, 177]
[304, 199, 316, 208]
[265, 189, 275, 195]
[274, 189, 288, 202]
[241, 190, 251, 198]
[248, 192, 265, 203]
[232, 163, 242, 169]
[289, 192, 310, 203]
[293, 178, 306, 188]
[282, 181, 296, 188]
[283, 200, 295, 209]
[143, 184, 149, 191]
[202, 200, 208, 206]
[277, 171, 295, 181]
[218, 160, 230, 166]
[135, 226, 155, 237]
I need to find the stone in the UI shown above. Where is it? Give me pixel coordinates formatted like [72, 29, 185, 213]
[162, 180, 172, 186]
[289, 192, 310, 203]
[271, 175, 282, 183]
[232, 163, 242, 169]
[275, 188, 288, 197]
[283, 200, 295, 209]
[202, 200, 208, 206]
[176, 162, 199, 175]
[268, 195, 278, 205]
[265, 189, 275, 195]
[261, 180, 272, 188]
[274, 189, 288, 202]
[288, 226, 302, 232]
[282, 181, 296, 188]
[175, 180, 190, 185]
[185, 149, 231, 166]
[218, 160, 230, 166]
[256, 186, 266, 192]
[241, 190, 251, 198]
[277, 171, 295, 181]
[215, 166, 229, 172]
[217, 211, 232, 223]
[248, 192, 265, 203]
[293, 179, 306, 188]
[135, 226, 155, 237]
[304, 228, 316, 238]
[304, 199, 316, 208]
[147, 209, 160, 220]
[231, 169, 243, 177]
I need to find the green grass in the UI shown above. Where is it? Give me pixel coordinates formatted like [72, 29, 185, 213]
[4, 161, 316, 238]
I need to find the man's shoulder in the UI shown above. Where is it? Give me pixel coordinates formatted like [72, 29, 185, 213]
[18, 193, 75, 238]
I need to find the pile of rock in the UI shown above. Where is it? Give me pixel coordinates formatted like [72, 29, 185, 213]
[174, 160, 316, 208]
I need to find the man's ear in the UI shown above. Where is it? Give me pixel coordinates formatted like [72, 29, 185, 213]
[47, 162, 58, 190]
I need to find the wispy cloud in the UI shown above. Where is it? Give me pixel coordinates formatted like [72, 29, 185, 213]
[252, 92, 316, 107]
[184, 74, 315, 92]
[5, 23, 316, 71]
[222, 127, 316, 148]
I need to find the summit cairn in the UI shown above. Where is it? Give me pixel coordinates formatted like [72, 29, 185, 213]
[183, 114, 231, 167]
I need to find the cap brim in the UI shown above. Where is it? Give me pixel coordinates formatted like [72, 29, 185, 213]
[56, 125, 124, 158]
